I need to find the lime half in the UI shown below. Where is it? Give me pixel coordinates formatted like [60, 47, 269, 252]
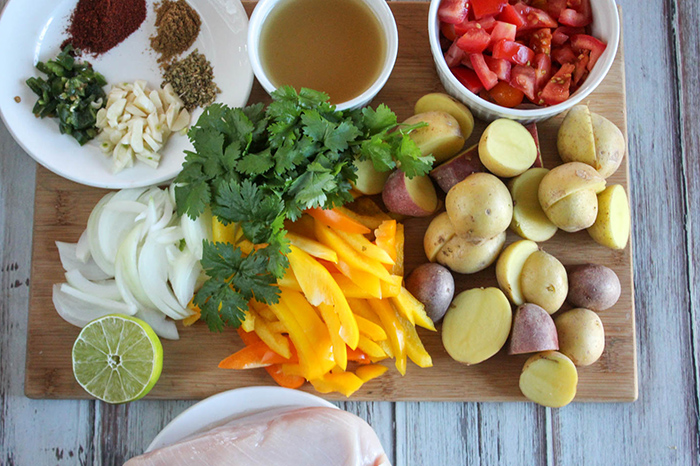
[72, 314, 163, 404]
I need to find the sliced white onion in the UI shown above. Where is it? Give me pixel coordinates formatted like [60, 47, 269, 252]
[169, 248, 202, 308]
[56, 241, 110, 281]
[114, 222, 154, 310]
[75, 229, 91, 263]
[135, 307, 180, 341]
[86, 192, 117, 276]
[182, 207, 213, 260]
[53, 283, 136, 329]
[64, 269, 122, 301]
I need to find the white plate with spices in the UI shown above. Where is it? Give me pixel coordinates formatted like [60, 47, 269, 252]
[0, 0, 254, 189]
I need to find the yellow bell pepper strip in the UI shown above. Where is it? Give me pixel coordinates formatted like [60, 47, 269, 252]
[306, 207, 371, 235]
[355, 315, 388, 341]
[219, 340, 295, 369]
[336, 198, 391, 230]
[280, 363, 306, 377]
[267, 321, 287, 334]
[310, 371, 365, 397]
[241, 309, 256, 333]
[237, 239, 255, 255]
[355, 364, 389, 382]
[392, 223, 405, 276]
[251, 303, 277, 322]
[284, 213, 317, 239]
[318, 303, 348, 371]
[287, 245, 360, 349]
[334, 258, 382, 299]
[331, 274, 374, 299]
[374, 220, 397, 262]
[357, 336, 387, 359]
[183, 302, 201, 326]
[254, 316, 292, 359]
[237, 329, 305, 389]
[369, 299, 407, 375]
[376, 339, 395, 359]
[397, 313, 433, 368]
[333, 230, 395, 265]
[392, 287, 437, 331]
[212, 217, 238, 244]
[286, 231, 338, 263]
[277, 267, 303, 292]
[314, 220, 394, 283]
[347, 298, 383, 328]
[380, 275, 403, 299]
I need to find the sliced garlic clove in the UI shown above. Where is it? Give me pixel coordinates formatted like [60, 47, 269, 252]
[170, 108, 190, 132]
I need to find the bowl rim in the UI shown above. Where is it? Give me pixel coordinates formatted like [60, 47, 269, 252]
[247, 0, 399, 111]
[427, 0, 620, 118]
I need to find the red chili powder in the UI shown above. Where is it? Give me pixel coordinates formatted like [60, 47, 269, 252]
[64, 0, 147, 56]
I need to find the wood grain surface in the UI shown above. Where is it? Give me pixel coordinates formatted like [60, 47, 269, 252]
[23, 2, 635, 403]
[2, 1, 699, 465]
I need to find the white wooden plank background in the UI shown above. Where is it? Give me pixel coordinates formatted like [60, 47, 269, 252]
[1, 0, 698, 464]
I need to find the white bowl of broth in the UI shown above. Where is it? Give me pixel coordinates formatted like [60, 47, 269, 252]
[248, 0, 398, 110]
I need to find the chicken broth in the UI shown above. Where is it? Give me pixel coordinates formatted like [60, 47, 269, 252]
[260, 0, 386, 104]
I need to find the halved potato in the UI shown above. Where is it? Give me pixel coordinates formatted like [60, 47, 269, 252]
[558, 105, 597, 167]
[382, 170, 438, 217]
[509, 168, 558, 242]
[588, 184, 630, 250]
[429, 144, 484, 193]
[495, 239, 539, 305]
[520, 250, 568, 314]
[414, 92, 475, 140]
[423, 212, 456, 262]
[545, 189, 600, 232]
[479, 118, 537, 178]
[446, 173, 513, 240]
[591, 112, 626, 178]
[538, 162, 606, 211]
[403, 111, 465, 164]
[436, 231, 506, 275]
[509, 303, 559, 355]
[519, 351, 578, 408]
[352, 156, 390, 195]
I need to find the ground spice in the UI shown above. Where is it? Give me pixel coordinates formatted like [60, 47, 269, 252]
[151, 0, 201, 65]
[162, 50, 220, 111]
[64, 0, 147, 56]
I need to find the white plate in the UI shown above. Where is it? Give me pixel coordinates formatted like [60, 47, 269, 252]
[0, 0, 254, 189]
[146, 387, 338, 452]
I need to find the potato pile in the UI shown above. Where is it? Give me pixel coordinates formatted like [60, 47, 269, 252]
[352, 95, 630, 408]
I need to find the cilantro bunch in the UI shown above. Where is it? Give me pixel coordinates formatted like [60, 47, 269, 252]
[175, 86, 432, 331]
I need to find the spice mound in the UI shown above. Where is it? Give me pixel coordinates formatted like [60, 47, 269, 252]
[151, 0, 202, 64]
[163, 50, 220, 111]
[64, 0, 147, 56]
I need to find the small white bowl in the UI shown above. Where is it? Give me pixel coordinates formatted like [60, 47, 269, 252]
[428, 0, 620, 123]
[248, 0, 398, 111]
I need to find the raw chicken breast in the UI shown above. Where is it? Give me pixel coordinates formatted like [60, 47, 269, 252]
[124, 407, 391, 466]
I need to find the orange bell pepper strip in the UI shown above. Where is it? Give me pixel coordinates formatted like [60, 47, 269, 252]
[392, 223, 405, 276]
[219, 340, 295, 369]
[309, 371, 365, 397]
[334, 259, 382, 299]
[306, 207, 371, 235]
[336, 199, 391, 230]
[318, 303, 347, 371]
[287, 245, 360, 349]
[374, 220, 397, 262]
[265, 364, 305, 389]
[333, 230, 395, 265]
[392, 287, 437, 331]
[369, 299, 407, 375]
[183, 302, 201, 327]
[346, 347, 371, 365]
[331, 274, 374, 299]
[355, 364, 388, 382]
[286, 232, 338, 263]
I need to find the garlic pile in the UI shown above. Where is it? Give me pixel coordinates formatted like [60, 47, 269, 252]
[96, 81, 190, 173]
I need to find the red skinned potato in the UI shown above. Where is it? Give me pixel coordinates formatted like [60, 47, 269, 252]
[509, 303, 560, 355]
[524, 123, 544, 168]
[405, 263, 455, 323]
[429, 144, 485, 193]
[382, 170, 438, 217]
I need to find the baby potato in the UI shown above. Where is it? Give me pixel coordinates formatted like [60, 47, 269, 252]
[405, 263, 455, 323]
[442, 287, 512, 365]
[403, 111, 465, 164]
[588, 184, 630, 250]
[352, 156, 390, 195]
[414, 92, 475, 141]
[436, 231, 506, 275]
[519, 351, 578, 408]
[544, 189, 600, 232]
[555, 308, 605, 366]
[509, 303, 559, 355]
[591, 112, 626, 178]
[567, 263, 621, 311]
[423, 212, 456, 262]
[508, 168, 558, 242]
[479, 119, 538, 178]
[495, 239, 539, 305]
[446, 173, 513, 240]
[538, 162, 606, 211]
[520, 250, 568, 314]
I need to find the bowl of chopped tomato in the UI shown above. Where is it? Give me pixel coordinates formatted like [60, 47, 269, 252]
[429, 0, 620, 122]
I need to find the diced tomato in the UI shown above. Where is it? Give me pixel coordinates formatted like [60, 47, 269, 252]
[476, 16, 498, 32]
[469, 53, 499, 90]
[545, 0, 567, 19]
[456, 25, 492, 53]
[471, 0, 508, 19]
[552, 28, 569, 46]
[551, 45, 576, 65]
[450, 66, 484, 93]
[572, 51, 589, 87]
[460, 54, 474, 69]
[438, 0, 469, 24]
[529, 28, 552, 55]
[489, 21, 517, 48]
[444, 41, 466, 66]
[540, 63, 575, 105]
[571, 34, 607, 70]
[441, 22, 458, 41]
[497, 4, 526, 28]
[484, 55, 512, 81]
[512, 3, 558, 30]
[510, 64, 538, 101]
[488, 81, 525, 107]
[559, 0, 592, 27]
[533, 52, 552, 89]
[492, 40, 535, 66]
[552, 26, 586, 44]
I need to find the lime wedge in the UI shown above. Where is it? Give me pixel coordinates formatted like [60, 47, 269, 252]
[72, 314, 163, 404]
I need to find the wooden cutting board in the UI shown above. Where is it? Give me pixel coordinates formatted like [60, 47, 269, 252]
[25, 2, 636, 402]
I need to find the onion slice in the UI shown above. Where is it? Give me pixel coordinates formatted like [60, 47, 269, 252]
[53, 283, 135, 327]
[56, 241, 110, 281]
[64, 269, 122, 301]
[135, 308, 180, 340]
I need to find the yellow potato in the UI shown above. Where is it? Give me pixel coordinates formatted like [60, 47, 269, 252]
[352, 156, 390, 195]
[545, 189, 599, 232]
[520, 250, 568, 314]
[423, 212, 456, 262]
[442, 287, 512, 365]
[495, 239, 539, 305]
[538, 162, 606, 211]
[555, 308, 605, 367]
[446, 173, 513, 240]
[519, 351, 578, 408]
[479, 119, 537, 177]
[414, 92, 475, 141]
[403, 111, 465, 164]
[508, 168, 558, 242]
[588, 184, 630, 250]
[591, 112, 626, 178]
[436, 231, 506, 274]
[557, 105, 597, 166]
